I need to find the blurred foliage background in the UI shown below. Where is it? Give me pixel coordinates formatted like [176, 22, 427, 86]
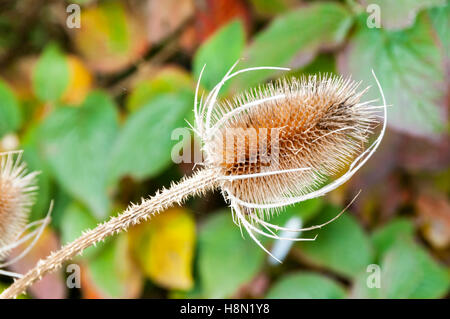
[0, 0, 449, 299]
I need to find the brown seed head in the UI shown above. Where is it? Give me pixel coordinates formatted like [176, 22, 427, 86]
[194, 66, 386, 260]
[0, 152, 38, 260]
[201, 74, 382, 214]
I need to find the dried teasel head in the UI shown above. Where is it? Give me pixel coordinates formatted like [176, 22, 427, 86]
[0, 151, 50, 277]
[0, 151, 37, 258]
[193, 62, 387, 260]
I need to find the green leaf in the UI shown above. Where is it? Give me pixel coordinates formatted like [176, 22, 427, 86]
[60, 202, 100, 259]
[380, 238, 425, 298]
[39, 91, 118, 219]
[126, 68, 193, 112]
[297, 205, 373, 279]
[21, 125, 51, 221]
[46, 185, 71, 229]
[198, 210, 265, 298]
[33, 43, 69, 102]
[288, 53, 337, 78]
[83, 235, 142, 298]
[351, 237, 449, 298]
[408, 244, 450, 298]
[193, 20, 245, 92]
[102, 1, 129, 53]
[428, 3, 450, 59]
[364, 0, 446, 29]
[0, 79, 21, 137]
[250, 0, 290, 16]
[169, 281, 204, 299]
[266, 272, 346, 299]
[109, 91, 193, 183]
[371, 218, 415, 259]
[350, 271, 382, 299]
[339, 14, 447, 138]
[232, 3, 353, 89]
[265, 197, 323, 230]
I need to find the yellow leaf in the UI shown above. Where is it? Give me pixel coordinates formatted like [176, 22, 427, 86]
[62, 56, 93, 105]
[81, 234, 142, 299]
[131, 208, 196, 290]
[72, 1, 149, 74]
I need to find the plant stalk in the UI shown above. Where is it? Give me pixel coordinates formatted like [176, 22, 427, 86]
[0, 169, 218, 299]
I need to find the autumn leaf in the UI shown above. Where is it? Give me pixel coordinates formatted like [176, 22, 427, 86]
[130, 208, 196, 291]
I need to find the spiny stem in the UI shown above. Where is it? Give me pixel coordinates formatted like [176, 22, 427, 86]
[0, 169, 218, 299]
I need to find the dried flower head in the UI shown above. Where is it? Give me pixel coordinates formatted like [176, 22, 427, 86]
[0, 151, 50, 277]
[193, 62, 387, 260]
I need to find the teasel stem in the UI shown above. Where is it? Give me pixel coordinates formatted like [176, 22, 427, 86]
[0, 169, 219, 299]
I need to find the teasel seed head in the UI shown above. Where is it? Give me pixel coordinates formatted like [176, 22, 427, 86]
[193, 62, 387, 260]
[0, 151, 52, 278]
[0, 151, 39, 261]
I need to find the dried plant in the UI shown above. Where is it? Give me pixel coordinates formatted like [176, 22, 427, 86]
[0, 65, 386, 299]
[0, 151, 51, 278]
